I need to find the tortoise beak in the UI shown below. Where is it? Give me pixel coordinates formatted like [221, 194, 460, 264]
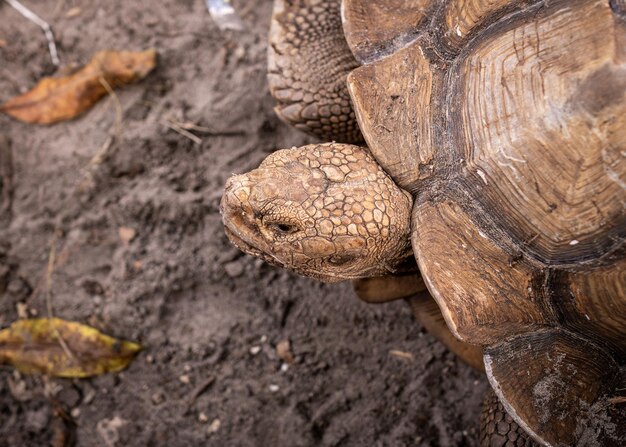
[220, 174, 285, 268]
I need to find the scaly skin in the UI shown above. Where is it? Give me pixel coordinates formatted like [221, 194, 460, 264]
[268, 0, 363, 143]
[220, 143, 413, 282]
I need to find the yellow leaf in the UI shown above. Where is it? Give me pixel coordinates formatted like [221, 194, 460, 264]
[0, 49, 157, 125]
[0, 318, 141, 378]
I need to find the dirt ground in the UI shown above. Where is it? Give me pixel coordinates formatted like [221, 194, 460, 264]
[0, 1, 487, 445]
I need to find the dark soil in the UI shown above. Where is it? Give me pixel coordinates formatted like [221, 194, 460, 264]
[0, 1, 486, 446]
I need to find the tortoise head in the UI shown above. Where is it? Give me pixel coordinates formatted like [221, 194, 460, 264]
[220, 143, 414, 282]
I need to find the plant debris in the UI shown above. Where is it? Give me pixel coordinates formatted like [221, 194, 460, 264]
[0, 318, 141, 378]
[0, 49, 156, 124]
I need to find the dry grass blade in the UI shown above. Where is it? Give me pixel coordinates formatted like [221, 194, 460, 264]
[164, 120, 202, 145]
[389, 350, 414, 361]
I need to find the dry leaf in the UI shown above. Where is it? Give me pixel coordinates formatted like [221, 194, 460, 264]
[0, 49, 157, 124]
[0, 317, 141, 378]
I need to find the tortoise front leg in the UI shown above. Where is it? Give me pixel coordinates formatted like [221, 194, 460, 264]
[481, 390, 539, 447]
[352, 273, 425, 304]
[268, 0, 363, 143]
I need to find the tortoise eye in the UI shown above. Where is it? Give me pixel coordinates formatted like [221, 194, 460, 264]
[271, 222, 298, 234]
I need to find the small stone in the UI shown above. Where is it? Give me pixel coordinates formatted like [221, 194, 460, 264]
[118, 227, 137, 245]
[71, 407, 81, 418]
[276, 340, 294, 364]
[16, 302, 28, 319]
[198, 412, 209, 423]
[207, 419, 221, 434]
[224, 261, 244, 278]
[25, 406, 50, 431]
[97, 416, 126, 447]
[269, 384, 279, 393]
[145, 354, 154, 364]
[65, 6, 82, 18]
[151, 392, 165, 405]
[249, 345, 261, 355]
[7, 277, 31, 299]
[82, 279, 104, 295]
[58, 387, 81, 407]
[83, 386, 96, 405]
[179, 374, 191, 385]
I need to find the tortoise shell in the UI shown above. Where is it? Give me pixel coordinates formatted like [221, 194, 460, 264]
[343, 0, 626, 445]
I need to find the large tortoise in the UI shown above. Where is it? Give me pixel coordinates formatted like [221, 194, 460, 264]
[221, 0, 626, 445]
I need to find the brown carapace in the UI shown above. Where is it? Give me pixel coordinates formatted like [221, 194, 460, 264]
[222, 1, 626, 446]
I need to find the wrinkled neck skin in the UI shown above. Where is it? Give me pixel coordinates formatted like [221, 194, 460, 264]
[220, 143, 414, 283]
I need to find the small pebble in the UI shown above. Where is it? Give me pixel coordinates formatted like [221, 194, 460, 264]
[83, 387, 96, 405]
[198, 412, 209, 423]
[269, 384, 279, 393]
[96, 416, 126, 447]
[71, 407, 81, 418]
[224, 261, 244, 278]
[276, 340, 294, 364]
[179, 374, 191, 385]
[118, 227, 137, 245]
[16, 302, 28, 319]
[249, 346, 261, 355]
[207, 419, 221, 434]
[151, 392, 165, 405]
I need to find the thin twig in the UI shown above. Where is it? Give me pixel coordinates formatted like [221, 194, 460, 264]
[171, 120, 246, 136]
[43, 228, 76, 361]
[164, 120, 203, 145]
[183, 375, 216, 415]
[99, 77, 123, 140]
[44, 228, 60, 319]
[74, 78, 124, 192]
[5, 0, 60, 66]
[389, 350, 414, 361]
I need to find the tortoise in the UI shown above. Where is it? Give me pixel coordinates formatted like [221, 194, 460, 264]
[221, 0, 626, 445]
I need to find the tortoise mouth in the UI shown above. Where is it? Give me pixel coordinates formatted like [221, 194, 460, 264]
[223, 225, 286, 270]
[223, 226, 351, 283]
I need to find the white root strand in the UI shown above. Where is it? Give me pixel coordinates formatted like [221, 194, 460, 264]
[5, 0, 60, 66]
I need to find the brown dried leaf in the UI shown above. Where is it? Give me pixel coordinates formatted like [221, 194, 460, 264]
[0, 317, 141, 378]
[0, 49, 157, 124]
